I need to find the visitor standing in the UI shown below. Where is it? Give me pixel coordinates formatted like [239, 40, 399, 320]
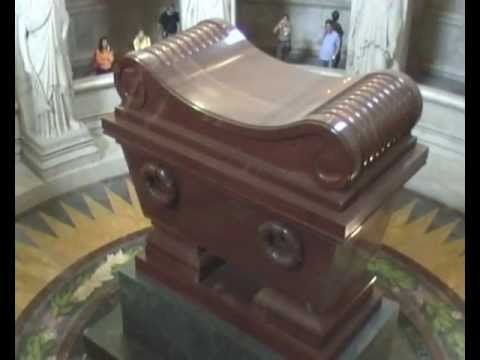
[94, 36, 114, 75]
[133, 29, 151, 51]
[318, 20, 340, 68]
[330, 10, 344, 68]
[273, 15, 292, 61]
[159, 4, 180, 38]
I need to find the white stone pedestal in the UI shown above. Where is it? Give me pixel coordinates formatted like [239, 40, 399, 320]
[21, 127, 100, 180]
[15, 134, 128, 216]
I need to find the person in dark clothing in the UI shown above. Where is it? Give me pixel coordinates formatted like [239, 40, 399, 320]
[330, 10, 344, 68]
[159, 4, 180, 37]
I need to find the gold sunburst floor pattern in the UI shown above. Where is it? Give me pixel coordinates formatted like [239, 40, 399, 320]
[15, 178, 151, 319]
[15, 176, 465, 319]
[384, 199, 465, 299]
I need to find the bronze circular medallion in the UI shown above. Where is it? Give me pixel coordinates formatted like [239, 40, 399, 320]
[140, 163, 177, 207]
[258, 222, 303, 270]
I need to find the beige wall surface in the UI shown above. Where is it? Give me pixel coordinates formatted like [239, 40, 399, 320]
[236, 0, 464, 82]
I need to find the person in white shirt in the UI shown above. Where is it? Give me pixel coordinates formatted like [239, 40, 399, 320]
[133, 29, 151, 51]
[319, 20, 340, 68]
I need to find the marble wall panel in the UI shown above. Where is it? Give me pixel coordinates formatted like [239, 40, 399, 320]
[415, 9, 464, 82]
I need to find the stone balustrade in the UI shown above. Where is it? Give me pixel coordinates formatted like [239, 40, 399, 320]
[73, 73, 121, 138]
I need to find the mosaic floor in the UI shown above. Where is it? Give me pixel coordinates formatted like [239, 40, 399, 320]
[15, 175, 465, 359]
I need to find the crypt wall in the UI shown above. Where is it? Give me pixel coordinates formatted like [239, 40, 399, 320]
[407, 0, 465, 83]
[237, 0, 351, 66]
[63, 0, 465, 84]
[66, 0, 177, 78]
[236, 0, 465, 85]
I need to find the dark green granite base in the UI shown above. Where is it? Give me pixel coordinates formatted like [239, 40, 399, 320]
[84, 261, 399, 359]
[120, 261, 280, 360]
[84, 306, 159, 360]
[338, 298, 398, 360]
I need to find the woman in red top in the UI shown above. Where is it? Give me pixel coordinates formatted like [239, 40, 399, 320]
[94, 36, 114, 75]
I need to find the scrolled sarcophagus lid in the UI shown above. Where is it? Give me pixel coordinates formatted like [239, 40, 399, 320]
[113, 19, 422, 196]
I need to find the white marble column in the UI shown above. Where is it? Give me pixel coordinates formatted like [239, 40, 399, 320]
[396, 0, 413, 71]
[15, 0, 99, 179]
[180, 0, 235, 31]
[347, 0, 413, 74]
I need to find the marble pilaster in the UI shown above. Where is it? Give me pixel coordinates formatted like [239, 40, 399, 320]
[396, 0, 414, 71]
[15, 101, 21, 163]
